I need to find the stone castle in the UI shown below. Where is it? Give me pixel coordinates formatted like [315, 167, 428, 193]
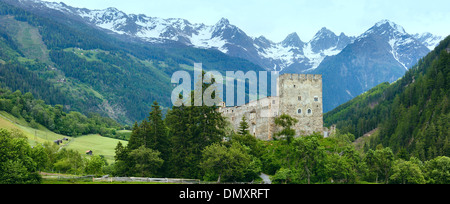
[218, 74, 323, 140]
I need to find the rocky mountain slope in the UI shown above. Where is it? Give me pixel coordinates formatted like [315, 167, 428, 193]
[311, 20, 432, 112]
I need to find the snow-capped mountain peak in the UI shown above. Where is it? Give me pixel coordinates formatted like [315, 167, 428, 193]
[281, 32, 304, 48]
[309, 27, 341, 53]
[311, 27, 337, 41]
[212, 18, 240, 38]
[374, 19, 407, 34]
[356, 19, 430, 71]
[413, 32, 444, 50]
[105, 7, 120, 13]
[359, 19, 408, 40]
[216, 17, 230, 27]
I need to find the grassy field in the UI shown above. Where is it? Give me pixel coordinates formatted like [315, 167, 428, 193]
[0, 111, 127, 164]
[68, 134, 127, 163]
[0, 111, 61, 147]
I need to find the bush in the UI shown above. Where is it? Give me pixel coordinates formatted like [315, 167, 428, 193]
[0, 128, 42, 184]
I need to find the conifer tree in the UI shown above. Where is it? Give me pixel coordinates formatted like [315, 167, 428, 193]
[165, 71, 225, 179]
[147, 101, 167, 150]
[127, 121, 142, 151]
[238, 115, 250, 136]
[148, 101, 170, 176]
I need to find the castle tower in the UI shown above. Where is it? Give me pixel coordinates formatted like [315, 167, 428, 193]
[277, 74, 323, 136]
[218, 73, 323, 140]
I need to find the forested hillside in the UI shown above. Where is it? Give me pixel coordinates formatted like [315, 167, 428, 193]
[324, 35, 450, 161]
[0, 87, 121, 137]
[0, 1, 265, 124]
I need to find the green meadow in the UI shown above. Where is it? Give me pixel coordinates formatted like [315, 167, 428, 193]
[0, 111, 127, 164]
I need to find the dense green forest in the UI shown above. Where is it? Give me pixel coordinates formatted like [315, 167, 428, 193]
[107, 76, 449, 184]
[324, 35, 450, 161]
[2, 111, 449, 184]
[78, 107, 450, 184]
[0, 87, 121, 137]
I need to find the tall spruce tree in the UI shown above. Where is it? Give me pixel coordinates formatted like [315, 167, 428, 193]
[165, 71, 225, 179]
[115, 101, 169, 177]
[147, 101, 168, 150]
[127, 121, 142, 151]
[147, 101, 169, 176]
[165, 104, 192, 178]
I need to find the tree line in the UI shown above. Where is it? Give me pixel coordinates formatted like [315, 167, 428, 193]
[0, 128, 109, 184]
[109, 105, 450, 184]
[106, 75, 450, 184]
[0, 87, 121, 137]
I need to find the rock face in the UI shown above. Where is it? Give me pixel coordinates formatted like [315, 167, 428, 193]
[310, 20, 431, 112]
[219, 74, 323, 140]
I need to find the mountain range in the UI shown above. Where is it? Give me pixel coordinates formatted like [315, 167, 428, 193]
[10, 0, 443, 72]
[74, 7, 441, 74]
[311, 20, 434, 111]
[1, 0, 447, 115]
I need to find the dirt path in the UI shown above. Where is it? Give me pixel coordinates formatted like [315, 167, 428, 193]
[260, 173, 271, 184]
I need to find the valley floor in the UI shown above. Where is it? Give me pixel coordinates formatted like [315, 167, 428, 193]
[0, 111, 127, 164]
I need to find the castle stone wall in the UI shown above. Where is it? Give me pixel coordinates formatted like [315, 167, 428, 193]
[218, 74, 323, 140]
[278, 74, 323, 136]
[219, 97, 279, 140]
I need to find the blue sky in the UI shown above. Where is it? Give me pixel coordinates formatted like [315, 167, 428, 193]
[44, 0, 450, 42]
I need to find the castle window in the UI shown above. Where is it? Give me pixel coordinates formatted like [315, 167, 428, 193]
[294, 85, 296, 88]
[298, 96, 302, 101]
[297, 109, 302, 114]
[314, 96, 319, 102]
[250, 112, 256, 121]
[272, 100, 276, 104]
[308, 109, 312, 114]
